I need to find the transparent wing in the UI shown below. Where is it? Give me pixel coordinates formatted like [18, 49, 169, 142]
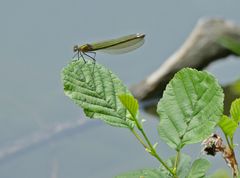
[98, 37, 145, 54]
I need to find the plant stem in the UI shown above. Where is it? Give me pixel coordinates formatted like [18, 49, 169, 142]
[127, 109, 177, 177]
[173, 151, 180, 173]
[222, 133, 238, 177]
[224, 133, 232, 149]
[131, 117, 177, 177]
[230, 137, 234, 148]
[138, 125, 177, 177]
[131, 129, 149, 149]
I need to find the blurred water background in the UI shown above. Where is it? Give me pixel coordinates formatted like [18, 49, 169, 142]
[1, 1, 240, 177]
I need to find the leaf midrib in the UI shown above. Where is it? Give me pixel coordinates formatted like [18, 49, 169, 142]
[180, 79, 218, 144]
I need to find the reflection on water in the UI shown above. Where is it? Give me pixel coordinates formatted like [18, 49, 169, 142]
[0, 119, 98, 164]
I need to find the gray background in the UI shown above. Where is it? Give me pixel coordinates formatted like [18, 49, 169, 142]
[1, 0, 240, 178]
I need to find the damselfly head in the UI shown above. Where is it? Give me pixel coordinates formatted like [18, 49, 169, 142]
[73, 45, 79, 52]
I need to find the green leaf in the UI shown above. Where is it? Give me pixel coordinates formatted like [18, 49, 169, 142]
[230, 98, 240, 123]
[118, 94, 139, 119]
[218, 115, 238, 138]
[161, 153, 191, 178]
[62, 60, 134, 128]
[115, 168, 166, 178]
[157, 68, 224, 150]
[187, 158, 210, 178]
[218, 36, 240, 56]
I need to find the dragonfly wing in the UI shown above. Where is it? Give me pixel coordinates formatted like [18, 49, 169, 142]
[98, 37, 145, 54]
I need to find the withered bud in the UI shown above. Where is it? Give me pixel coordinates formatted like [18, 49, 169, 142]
[201, 133, 223, 156]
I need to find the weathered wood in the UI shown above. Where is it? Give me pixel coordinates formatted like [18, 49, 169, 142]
[131, 18, 240, 100]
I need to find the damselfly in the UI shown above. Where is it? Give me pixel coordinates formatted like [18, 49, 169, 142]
[73, 33, 145, 61]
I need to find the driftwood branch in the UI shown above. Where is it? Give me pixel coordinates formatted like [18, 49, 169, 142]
[131, 18, 240, 100]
